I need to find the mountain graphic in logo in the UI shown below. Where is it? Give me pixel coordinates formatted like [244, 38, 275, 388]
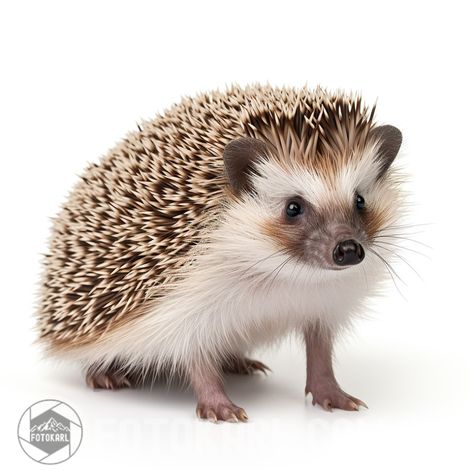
[31, 417, 70, 433]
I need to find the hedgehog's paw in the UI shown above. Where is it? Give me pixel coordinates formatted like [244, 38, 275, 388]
[305, 379, 368, 412]
[224, 356, 271, 375]
[196, 401, 248, 423]
[86, 369, 131, 390]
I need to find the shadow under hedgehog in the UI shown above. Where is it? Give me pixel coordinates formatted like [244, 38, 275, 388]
[37, 85, 405, 423]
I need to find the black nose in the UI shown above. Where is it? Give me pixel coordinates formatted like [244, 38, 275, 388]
[333, 239, 365, 266]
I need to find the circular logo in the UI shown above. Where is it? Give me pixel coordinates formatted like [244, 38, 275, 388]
[18, 399, 83, 464]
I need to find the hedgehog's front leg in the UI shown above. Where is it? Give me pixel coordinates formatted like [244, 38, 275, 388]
[191, 367, 248, 423]
[304, 323, 368, 412]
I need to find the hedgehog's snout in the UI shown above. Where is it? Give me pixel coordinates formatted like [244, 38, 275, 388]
[332, 239, 365, 266]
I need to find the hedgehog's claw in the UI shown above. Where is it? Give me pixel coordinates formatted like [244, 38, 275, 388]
[196, 402, 248, 423]
[306, 379, 367, 412]
[86, 370, 131, 390]
[224, 357, 271, 375]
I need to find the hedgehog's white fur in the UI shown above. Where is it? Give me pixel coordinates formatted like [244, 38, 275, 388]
[55, 140, 401, 380]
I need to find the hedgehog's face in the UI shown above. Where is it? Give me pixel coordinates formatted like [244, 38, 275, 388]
[223, 127, 402, 273]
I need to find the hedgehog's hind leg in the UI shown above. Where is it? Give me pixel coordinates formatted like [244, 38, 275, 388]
[223, 355, 271, 375]
[85, 360, 132, 390]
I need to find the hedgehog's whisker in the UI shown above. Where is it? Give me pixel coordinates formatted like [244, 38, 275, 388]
[372, 223, 432, 243]
[372, 243, 422, 280]
[379, 230, 426, 237]
[374, 231, 427, 241]
[361, 263, 369, 290]
[368, 247, 406, 285]
[262, 253, 294, 294]
[375, 222, 433, 231]
[289, 252, 304, 281]
[371, 239, 429, 258]
[373, 234, 432, 250]
[366, 246, 407, 300]
[267, 256, 294, 291]
[239, 248, 289, 280]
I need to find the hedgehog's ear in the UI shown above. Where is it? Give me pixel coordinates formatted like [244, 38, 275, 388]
[223, 137, 270, 195]
[370, 125, 403, 177]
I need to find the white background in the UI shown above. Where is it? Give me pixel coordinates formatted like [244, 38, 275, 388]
[1, 1, 473, 469]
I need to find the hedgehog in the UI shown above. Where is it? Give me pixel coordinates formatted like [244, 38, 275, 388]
[37, 84, 405, 423]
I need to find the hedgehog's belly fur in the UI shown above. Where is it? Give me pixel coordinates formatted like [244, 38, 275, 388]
[51, 255, 379, 378]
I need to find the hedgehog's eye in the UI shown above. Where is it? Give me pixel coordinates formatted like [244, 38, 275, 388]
[286, 201, 303, 217]
[356, 194, 365, 211]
